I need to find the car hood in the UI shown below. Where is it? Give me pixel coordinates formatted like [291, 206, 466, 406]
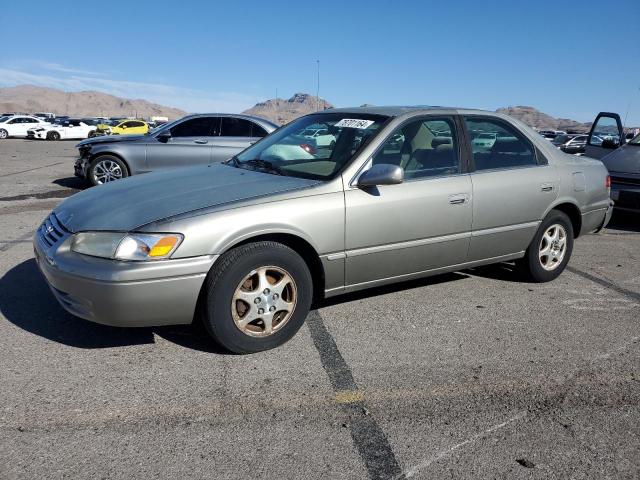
[54, 164, 320, 232]
[601, 144, 640, 174]
[76, 134, 148, 147]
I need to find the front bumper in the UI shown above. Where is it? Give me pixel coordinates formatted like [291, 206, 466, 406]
[34, 215, 217, 327]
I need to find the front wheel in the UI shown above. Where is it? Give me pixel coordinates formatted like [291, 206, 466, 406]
[0, 129, 7, 139]
[88, 155, 128, 186]
[47, 131, 60, 141]
[199, 241, 313, 353]
[517, 210, 574, 282]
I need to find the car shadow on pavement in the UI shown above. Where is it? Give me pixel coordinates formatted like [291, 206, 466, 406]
[606, 211, 639, 233]
[0, 259, 226, 353]
[52, 177, 88, 191]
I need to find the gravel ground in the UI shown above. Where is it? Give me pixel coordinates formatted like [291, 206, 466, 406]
[0, 139, 638, 479]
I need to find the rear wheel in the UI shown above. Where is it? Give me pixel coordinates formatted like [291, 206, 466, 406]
[199, 241, 313, 353]
[517, 210, 573, 282]
[88, 155, 128, 186]
[0, 129, 7, 139]
[47, 131, 60, 141]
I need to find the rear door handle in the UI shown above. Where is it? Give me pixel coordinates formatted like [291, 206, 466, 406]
[449, 193, 470, 205]
[541, 183, 554, 192]
[194, 139, 208, 144]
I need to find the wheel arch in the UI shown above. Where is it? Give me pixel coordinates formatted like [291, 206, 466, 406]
[221, 232, 326, 302]
[546, 201, 582, 238]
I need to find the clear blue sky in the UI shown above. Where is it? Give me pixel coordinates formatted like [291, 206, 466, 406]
[1, 0, 639, 124]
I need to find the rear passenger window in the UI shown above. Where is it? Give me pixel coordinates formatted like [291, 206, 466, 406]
[372, 117, 459, 180]
[465, 117, 536, 171]
[251, 123, 268, 138]
[221, 117, 253, 137]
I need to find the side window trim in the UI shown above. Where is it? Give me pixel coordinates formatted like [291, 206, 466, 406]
[462, 115, 540, 172]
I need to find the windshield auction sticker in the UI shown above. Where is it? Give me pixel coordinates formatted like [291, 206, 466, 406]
[334, 119, 376, 129]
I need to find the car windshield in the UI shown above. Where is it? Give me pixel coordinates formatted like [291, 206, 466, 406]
[0, 116, 8, 123]
[232, 113, 389, 180]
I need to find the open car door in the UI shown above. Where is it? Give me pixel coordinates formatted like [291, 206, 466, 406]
[585, 112, 624, 159]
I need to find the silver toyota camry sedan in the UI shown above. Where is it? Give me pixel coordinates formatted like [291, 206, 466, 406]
[34, 107, 613, 353]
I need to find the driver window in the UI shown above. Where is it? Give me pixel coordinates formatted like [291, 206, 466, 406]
[372, 118, 459, 180]
[590, 115, 620, 147]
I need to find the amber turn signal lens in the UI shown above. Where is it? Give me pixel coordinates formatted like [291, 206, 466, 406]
[149, 236, 179, 257]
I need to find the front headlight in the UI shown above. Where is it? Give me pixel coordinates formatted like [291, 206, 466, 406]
[70, 232, 183, 261]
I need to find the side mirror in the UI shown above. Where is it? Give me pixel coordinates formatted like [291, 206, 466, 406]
[157, 131, 172, 142]
[601, 138, 619, 149]
[358, 163, 404, 187]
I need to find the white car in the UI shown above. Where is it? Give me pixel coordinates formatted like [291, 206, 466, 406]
[0, 115, 51, 139]
[472, 132, 497, 149]
[301, 127, 336, 148]
[27, 118, 97, 141]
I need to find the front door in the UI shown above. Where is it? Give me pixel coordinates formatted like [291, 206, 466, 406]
[463, 116, 559, 261]
[144, 116, 220, 172]
[344, 116, 472, 288]
[584, 112, 624, 160]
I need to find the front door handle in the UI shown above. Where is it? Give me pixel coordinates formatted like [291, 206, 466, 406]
[194, 139, 208, 144]
[449, 193, 470, 205]
[540, 183, 554, 192]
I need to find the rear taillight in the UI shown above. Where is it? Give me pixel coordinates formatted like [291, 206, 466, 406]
[605, 175, 611, 188]
[300, 143, 316, 155]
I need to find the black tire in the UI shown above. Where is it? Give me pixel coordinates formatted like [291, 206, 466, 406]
[199, 241, 313, 353]
[88, 155, 129, 186]
[0, 129, 7, 139]
[47, 131, 60, 141]
[88, 130, 96, 138]
[517, 210, 574, 282]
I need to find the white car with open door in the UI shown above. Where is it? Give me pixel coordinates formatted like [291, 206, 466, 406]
[585, 112, 640, 213]
[0, 115, 50, 139]
[27, 118, 97, 141]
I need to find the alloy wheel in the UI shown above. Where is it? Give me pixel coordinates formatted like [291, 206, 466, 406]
[538, 224, 567, 271]
[231, 266, 297, 337]
[93, 159, 123, 184]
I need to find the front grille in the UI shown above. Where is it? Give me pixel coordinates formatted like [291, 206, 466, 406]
[38, 212, 70, 248]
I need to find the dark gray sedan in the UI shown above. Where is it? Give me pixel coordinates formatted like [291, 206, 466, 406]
[74, 113, 278, 186]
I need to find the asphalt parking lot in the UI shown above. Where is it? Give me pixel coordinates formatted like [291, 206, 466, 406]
[0, 138, 638, 479]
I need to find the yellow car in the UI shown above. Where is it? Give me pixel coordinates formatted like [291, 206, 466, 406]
[93, 119, 149, 136]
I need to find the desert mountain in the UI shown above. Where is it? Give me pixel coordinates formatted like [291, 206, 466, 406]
[0, 85, 186, 119]
[246, 95, 591, 132]
[243, 93, 333, 125]
[496, 106, 591, 132]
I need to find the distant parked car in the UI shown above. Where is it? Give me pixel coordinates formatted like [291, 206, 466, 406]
[74, 113, 278, 185]
[94, 119, 149, 137]
[471, 132, 497, 150]
[585, 112, 640, 213]
[36, 107, 612, 353]
[33, 112, 56, 121]
[27, 118, 97, 140]
[301, 127, 336, 148]
[558, 135, 588, 154]
[0, 115, 51, 139]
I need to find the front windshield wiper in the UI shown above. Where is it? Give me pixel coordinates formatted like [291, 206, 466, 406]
[238, 159, 285, 176]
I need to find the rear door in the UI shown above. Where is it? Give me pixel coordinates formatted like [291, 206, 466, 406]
[144, 116, 220, 171]
[585, 112, 624, 159]
[464, 115, 559, 261]
[211, 117, 261, 163]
